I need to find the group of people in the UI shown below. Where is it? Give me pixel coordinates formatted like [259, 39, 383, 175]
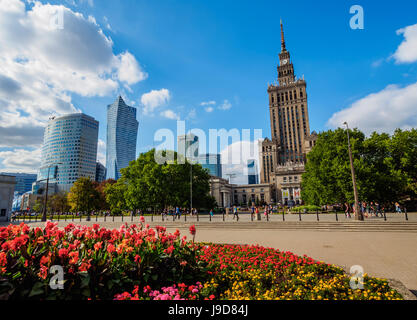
[343, 201, 405, 219]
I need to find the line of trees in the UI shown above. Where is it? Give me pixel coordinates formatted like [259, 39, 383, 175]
[301, 128, 417, 209]
[33, 149, 217, 215]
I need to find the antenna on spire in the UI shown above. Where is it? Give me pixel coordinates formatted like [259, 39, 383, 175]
[280, 19, 286, 52]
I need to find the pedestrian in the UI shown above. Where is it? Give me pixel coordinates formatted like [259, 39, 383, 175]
[210, 209, 214, 218]
[233, 206, 239, 221]
[175, 207, 181, 220]
[395, 202, 402, 214]
[344, 202, 351, 219]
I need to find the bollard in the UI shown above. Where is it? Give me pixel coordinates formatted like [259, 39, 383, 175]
[152, 212, 154, 222]
[316, 210, 320, 222]
[80, 213, 82, 222]
[223, 211, 225, 222]
[405, 208, 409, 221]
[267, 212, 269, 222]
[72, 213, 74, 222]
[112, 214, 114, 222]
[335, 209, 339, 222]
[383, 210, 387, 221]
[197, 213, 199, 222]
[299, 211, 302, 222]
[185, 213, 187, 222]
[173, 214, 175, 222]
[282, 211, 285, 222]
[251, 212, 254, 222]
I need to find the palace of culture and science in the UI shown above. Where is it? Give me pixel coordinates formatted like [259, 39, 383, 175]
[209, 22, 317, 208]
[258, 21, 317, 205]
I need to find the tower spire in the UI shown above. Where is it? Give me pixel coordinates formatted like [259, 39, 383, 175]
[280, 19, 286, 52]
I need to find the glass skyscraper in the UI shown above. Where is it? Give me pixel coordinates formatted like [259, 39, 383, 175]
[106, 96, 139, 180]
[197, 154, 222, 178]
[0, 173, 37, 195]
[37, 113, 99, 192]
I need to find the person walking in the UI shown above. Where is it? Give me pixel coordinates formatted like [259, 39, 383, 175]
[175, 207, 181, 220]
[395, 202, 402, 214]
[210, 209, 214, 218]
[344, 202, 351, 219]
[233, 206, 239, 221]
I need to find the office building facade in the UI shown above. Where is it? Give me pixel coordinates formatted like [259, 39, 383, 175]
[106, 96, 139, 180]
[197, 154, 222, 177]
[37, 113, 99, 192]
[96, 161, 107, 183]
[0, 173, 37, 195]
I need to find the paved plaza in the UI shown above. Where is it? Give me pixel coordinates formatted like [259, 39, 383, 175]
[3, 212, 417, 294]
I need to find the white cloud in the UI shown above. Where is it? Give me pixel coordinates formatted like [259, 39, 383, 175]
[200, 101, 216, 106]
[160, 109, 180, 120]
[0, 148, 41, 173]
[393, 23, 417, 64]
[97, 139, 106, 166]
[0, 0, 146, 150]
[218, 99, 232, 111]
[117, 51, 148, 85]
[141, 89, 171, 114]
[205, 106, 214, 113]
[327, 83, 417, 135]
[220, 140, 261, 184]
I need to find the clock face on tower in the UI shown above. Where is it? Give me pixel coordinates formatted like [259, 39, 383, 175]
[282, 59, 288, 65]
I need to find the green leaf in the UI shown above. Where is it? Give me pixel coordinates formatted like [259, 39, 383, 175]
[28, 282, 45, 298]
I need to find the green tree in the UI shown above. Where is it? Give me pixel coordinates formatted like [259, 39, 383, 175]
[104, 180, 128, 215]
[49, 192, 70, 213]
[302, 128, 406, 206]
[120, 149, 213, 211]
[68, 178, 101, 213]
[390, 129, 417, 200]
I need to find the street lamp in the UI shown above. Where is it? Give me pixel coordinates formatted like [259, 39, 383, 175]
[40, 163, 63, 222]
[343, 122, 363, 221]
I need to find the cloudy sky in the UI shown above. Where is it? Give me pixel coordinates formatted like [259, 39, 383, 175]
[0, 0, 417, 183]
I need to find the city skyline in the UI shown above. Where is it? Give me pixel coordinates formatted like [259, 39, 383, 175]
[1, 0, 417, 181]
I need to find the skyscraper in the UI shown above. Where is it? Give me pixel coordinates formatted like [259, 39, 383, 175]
[0, 173, 37, 195]
[247, 160, 259, 185]
[37, 113, 99, 192]
[259, 21, 317, 204]
[197, 154, 222, 177]
[178, 134, 199, 160]
[95, 161, 107, 183]
[106, 96, 139, 180]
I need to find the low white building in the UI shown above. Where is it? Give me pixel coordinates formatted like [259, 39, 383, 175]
[0, 175, 16, 222]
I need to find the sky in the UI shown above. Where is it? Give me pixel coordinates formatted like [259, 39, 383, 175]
[0, 0, 417, 183]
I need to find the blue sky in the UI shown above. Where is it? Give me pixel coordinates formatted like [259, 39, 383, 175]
[0, 0, 417, 180]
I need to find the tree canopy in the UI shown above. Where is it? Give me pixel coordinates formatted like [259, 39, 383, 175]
[105, 149, 216, 212]
[302, 128, 416, 206]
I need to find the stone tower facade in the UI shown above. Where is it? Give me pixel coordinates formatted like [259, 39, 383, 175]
[259, 21, 317, 204]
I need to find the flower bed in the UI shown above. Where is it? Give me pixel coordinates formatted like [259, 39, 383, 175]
[0, 222, 403, 300]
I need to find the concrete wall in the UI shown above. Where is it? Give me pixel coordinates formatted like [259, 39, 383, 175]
[0, 175, 16, 222]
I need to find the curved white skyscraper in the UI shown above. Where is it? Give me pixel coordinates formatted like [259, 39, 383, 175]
[37, 113, 99, 192]
[106, 96, 139, 180]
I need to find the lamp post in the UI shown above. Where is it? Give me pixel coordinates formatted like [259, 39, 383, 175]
[41, 163, 62, 222]
[343, 122, 363, 221]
